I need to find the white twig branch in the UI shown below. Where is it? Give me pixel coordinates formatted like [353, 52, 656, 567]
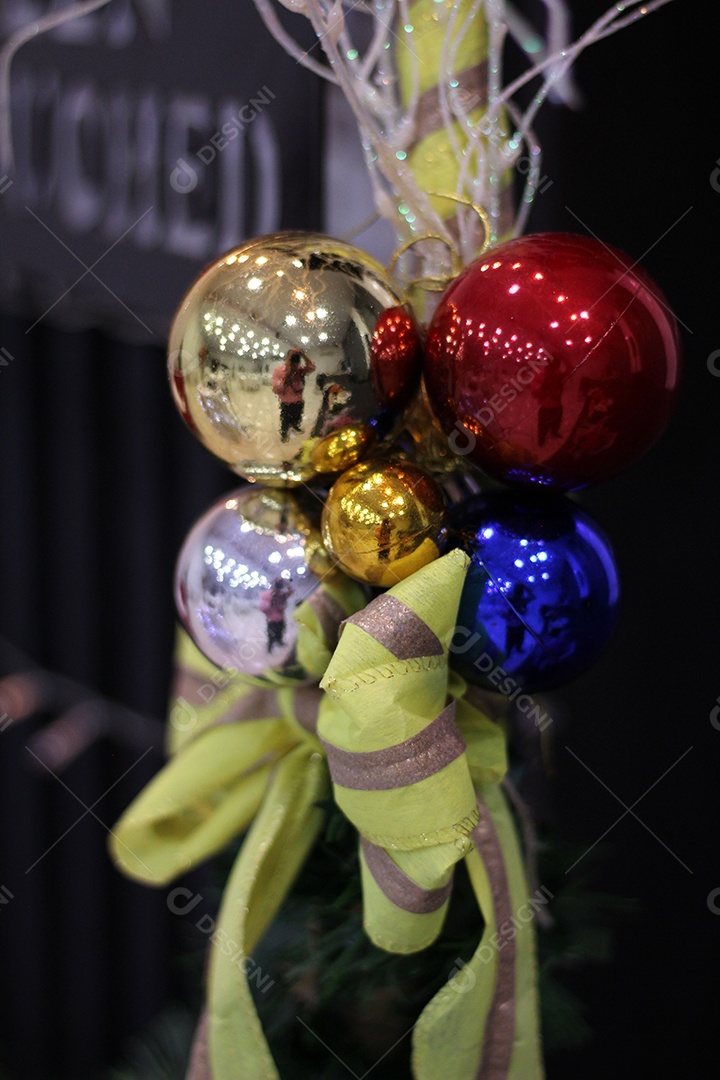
[252, 0, 677, 262]
[0, 0, 114, 172]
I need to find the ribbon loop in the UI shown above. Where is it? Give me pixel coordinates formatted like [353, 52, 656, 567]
[321, 701, 465, 791]
[319, 553, 477, 954]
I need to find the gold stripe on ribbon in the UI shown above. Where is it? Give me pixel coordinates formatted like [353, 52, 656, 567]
[409, 63, 488, 152]
[218, 686, 286, 726]
[306, 589, 347, 651]
[291, 685, 323, 735]
[472, 797, 516, 1080]
[361, 836, 454, 914]
[343, 594, 444, 660]
[321, 702, 464, 791]
[186, 1009, 212, 1080]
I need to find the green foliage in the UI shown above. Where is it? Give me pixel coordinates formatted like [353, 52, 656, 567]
[104, 801, 635, 1079]
[534, 830, 638, 1052]
[252, 802, 635, 1075]
[107, 1007, 196, 1080]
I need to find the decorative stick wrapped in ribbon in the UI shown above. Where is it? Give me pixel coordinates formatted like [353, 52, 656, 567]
[394, 0, 514, 263]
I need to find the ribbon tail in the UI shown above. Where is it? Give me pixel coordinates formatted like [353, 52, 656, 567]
[412, 783, 544, 1080]
[359, 835, 458, 954]
[476, 782, 544, 1080]
[205, 745, 329, 1080]
[110, 721, 292, 885]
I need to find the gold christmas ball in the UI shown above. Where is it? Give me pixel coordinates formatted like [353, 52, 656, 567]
[310, 423, 376, 475]
[168, 232, 422, 486]
[321, 460, 446, 587]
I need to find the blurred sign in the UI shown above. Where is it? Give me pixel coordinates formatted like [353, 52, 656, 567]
[0, 0, 323, 338]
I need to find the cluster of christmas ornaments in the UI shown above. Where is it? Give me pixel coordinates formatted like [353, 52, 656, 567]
[171, 230, 681, 692]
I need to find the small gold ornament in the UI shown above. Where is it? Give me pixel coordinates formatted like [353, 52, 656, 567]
[321, 460, 446, 587]
[401, 380, 476, 477]
[168, 232, 422, 486]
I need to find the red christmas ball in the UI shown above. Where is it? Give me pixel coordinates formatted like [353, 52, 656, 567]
[424, 233, 682, 490]
[370, 305, 423, 411]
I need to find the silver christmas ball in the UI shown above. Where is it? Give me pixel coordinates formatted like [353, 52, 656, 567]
[175, 486, 334, 683]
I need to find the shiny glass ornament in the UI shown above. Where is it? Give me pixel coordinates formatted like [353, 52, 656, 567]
[370, 305, 423, 410]
[175, 486, 335, 683]
[444, 492, 620, 692]
[169, 232, 422, 486]
[424, 232, 682, 491]
[321, 460, 446, 587]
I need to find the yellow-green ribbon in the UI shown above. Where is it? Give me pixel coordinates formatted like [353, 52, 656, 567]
[110, 578, 363, 1080]
[318, 550, 478, 955]
[111, 554, 544, 1080]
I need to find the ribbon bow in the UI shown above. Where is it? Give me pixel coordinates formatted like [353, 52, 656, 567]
[111, 552, 544, 1080]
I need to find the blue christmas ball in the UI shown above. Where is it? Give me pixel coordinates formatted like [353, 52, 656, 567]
[444, 492, 620, 692]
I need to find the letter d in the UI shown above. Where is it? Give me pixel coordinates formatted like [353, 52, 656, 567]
[448, 423, 476, 456]
[711, 698, 720, 729]
[169, 697, 197, 733]
[711, 160, 720, 194]
[475, 652, 494, 674]
[449, 959, 476, 993]
[170, 157, 198, 194]
[167, 887, 202, 916]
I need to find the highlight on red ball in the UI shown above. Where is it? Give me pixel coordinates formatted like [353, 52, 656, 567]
[370, 305, 423, 411]
[423, 232, 682, 491]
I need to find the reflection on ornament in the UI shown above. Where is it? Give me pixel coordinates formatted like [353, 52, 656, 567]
[168, 232, 422, 486]
[310, 423, 376, 475]
[321, 460, 446, 587]
[401, 380, 482, 477]
[444, 491, 620, 692]
[175, 485, 335, 683]
[425, 232, 682, 490]
[370, 305, 424, 410]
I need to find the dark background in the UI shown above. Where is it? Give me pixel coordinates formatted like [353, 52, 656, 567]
[0, 0, 717, 1077]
